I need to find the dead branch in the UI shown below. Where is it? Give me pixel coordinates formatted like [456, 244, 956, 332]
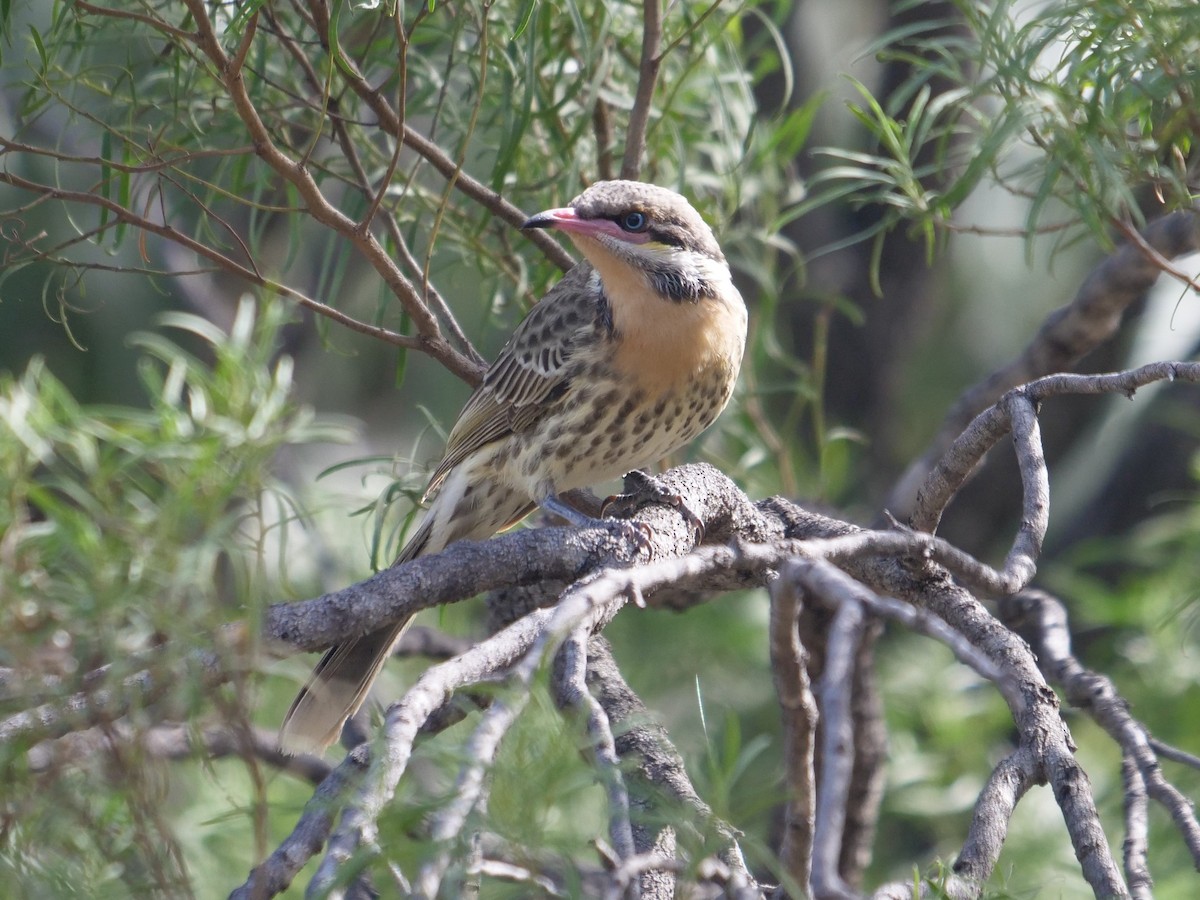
[769, 574, 817, 896]
[552, 631, 636, 863]
[311, 607, 558, 897]
[587, 637, 758, 899]
[1001, 589, 1200, 876]
[911, 362, 1200, 535]
[889, 206, 1200, 519]
[230, 746, 371, 900]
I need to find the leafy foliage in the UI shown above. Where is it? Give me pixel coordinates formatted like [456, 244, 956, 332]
[0, 0, 797, 338]
[800, 0, 1200, 264]
[0, 302, 350, 897]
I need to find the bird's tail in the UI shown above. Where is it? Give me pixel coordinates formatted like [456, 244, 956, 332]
[278, 468, 534, 756]
[277, 516, 435, 756]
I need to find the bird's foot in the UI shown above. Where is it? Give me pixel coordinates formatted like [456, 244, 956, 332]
[539, 493, 653, 550]
[602, 470, 705, 543]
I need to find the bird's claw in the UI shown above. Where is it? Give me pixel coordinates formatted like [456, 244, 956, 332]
[606, 517, 654, 553]
[538, 493, 653, 552]
[599, 491, 637, 520]
[602, 470, 706, 543]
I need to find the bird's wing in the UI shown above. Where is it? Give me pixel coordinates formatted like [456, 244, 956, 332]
[424, 264, 602, 498]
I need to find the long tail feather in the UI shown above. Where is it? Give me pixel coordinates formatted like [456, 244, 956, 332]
[278, 468, 532, 756]
[277, 516, 435, 755]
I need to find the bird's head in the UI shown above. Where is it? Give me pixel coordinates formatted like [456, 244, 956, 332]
[521, 180, 728, 303]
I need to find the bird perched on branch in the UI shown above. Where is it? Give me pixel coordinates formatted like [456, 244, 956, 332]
[280, 180, 747, 754]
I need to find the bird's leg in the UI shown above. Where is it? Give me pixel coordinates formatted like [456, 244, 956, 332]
[538, 492, 653, 548]
[601, 469, 706, 542]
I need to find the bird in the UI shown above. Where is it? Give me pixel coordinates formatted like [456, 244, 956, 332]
[279, 180, 747, 754]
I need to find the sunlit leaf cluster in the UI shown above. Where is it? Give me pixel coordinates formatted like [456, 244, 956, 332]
[802, 0, 1200, 259]
[0, 300, 347, 674]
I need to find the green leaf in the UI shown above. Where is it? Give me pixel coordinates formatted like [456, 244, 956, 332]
[27, 23, 47, 70]
[510, 0, 538, 41]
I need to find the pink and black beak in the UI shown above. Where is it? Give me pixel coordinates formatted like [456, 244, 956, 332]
[521, 207, 579, 232]
[522, 207, 651, 244]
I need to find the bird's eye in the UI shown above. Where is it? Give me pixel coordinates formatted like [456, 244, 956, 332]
[620, 211, 649, 232]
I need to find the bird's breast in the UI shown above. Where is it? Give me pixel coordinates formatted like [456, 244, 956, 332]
[609, 288, 746, 402]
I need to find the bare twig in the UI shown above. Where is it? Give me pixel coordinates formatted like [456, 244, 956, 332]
[469, 858, 563, 897]
[313, 608, 557, 897]
[229, 747, 370, 900]
[910, 577, 1129, 898]
[788, 560, 1022, 709]
[950, 747, 1038, 896]
[768, 509, 1128, 897]
[888, 206, 1200, 518]
[808, 577, 864, 900]
[0, 654, 219, 746]
[414, 548, 727, 895]
[593, 100, 616, 182]
[768, 575, 817, 897]
[783, 555, 1029, 899]
[623, 0, 664, 180]
[911, 362, 1200, 534]
[587, 639, 757, 899]
[1122, 754, 1154, 900]
[0, 168, 427, 355]
[1001, 589, 1200, 870]
[1113, 216, 1200, 293]
[610, 853, 760, 900]
[553, 631, 637, 864]
[841, 621, 886, 887]
[1149, 740, 1200, 771]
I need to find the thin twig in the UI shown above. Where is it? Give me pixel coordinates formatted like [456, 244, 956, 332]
[313, 608, 556, 896]
[553, 631, 637, 864]
[622, 0, 663, 180]
[1121, 754, 1154, 900]
[768, 574, 817, 897]
[74, 1, 194, 40]
[1149, 739, 1200, 771]
[0, 169, 426, 354]
[587, 638, 757, 898]
[911, 362, 1200, 533]
[229, 747, 370, 900]
[808, 581, 864, 900]
[414, 564, 648, 895]
[1113, 216, 1200, 293]
[888, 206, 1200, 519]
[1001, 589, 1200, 870]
